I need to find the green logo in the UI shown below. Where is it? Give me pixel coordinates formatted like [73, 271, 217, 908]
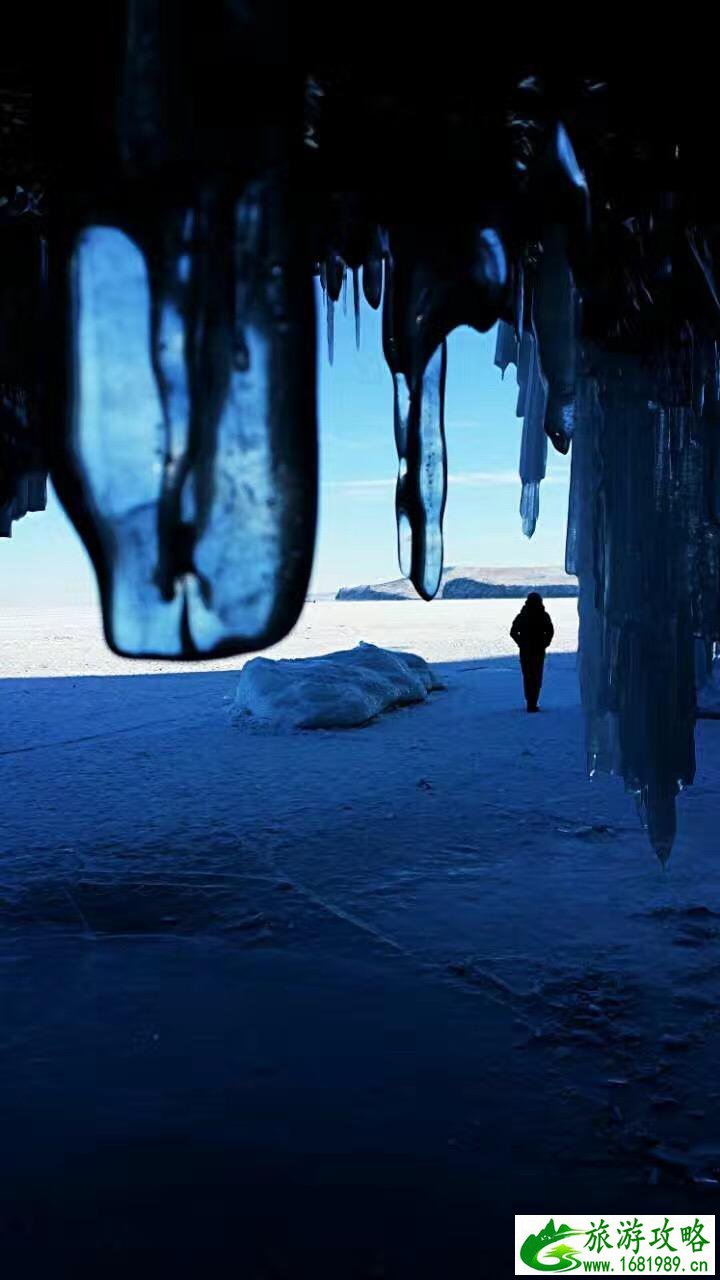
[520, 1219, 586, 1272]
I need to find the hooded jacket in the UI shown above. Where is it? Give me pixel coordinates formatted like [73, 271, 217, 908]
[510, 596, 554, 655]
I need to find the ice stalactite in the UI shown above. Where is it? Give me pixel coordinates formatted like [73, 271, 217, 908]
[391, 344, 448, 599]
[326, 291, 335, 364]
[525, 123, 585, 460]
[492, 108, 720, 860]
[0, 211, 47, 537]
[532, 227, 578, 456]
[352, 267, 361, 349]
[494, 317, 518, 375]
[381, 223, 509, 597]
[490, 124, 720, 862]
[45, 0, 317, 658]
[0, 474, 47, 537]
[495, 321, 548, 537]
[325, 251, 344, 303]
[564, 353, 719, 862]
[62, 180, 317, 658]
[323, 250, 345, 365]
[362, 230, 384, 311]
[382, 243, 448, 600]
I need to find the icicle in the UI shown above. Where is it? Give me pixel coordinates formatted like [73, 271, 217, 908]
[352, 266, 361, 349]
[326, 291, 335, 365]
[44, 0, 318, 659]
[532, 225, 577, 455]
[394, 343, 448, 600]
[342, 269, 348, 317]
[642, 783, 677, 868]
[59, 176, 317, 658]
[565, 377, 601, 579]
[517, 331, 549, 537]
[519, 484, 540, 538]
[363, 229, 384, 310]
[325, 251, 344, 303]
[494, 321, 547, 537]
[514, 262, 525, 342]
[523, 121, 587, 458]
[412, 342, 448, 599]
[493, 318, 518, 375]
[567, 356, 705, 863]
[324, 250, 343, 366]
[393, 374, 411, 576]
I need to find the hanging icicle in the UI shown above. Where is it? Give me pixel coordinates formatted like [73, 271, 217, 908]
[46, 0, 317, 659]
[494, 320, 548, 538]
[352, 266, 361, 349]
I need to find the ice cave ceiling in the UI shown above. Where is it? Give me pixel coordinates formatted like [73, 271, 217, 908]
[1, 11, 719, 859]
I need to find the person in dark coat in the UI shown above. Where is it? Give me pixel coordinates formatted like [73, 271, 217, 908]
[510, 592, 554, 712]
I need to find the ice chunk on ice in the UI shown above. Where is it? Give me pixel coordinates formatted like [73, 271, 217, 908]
[233, 642, 444, 730]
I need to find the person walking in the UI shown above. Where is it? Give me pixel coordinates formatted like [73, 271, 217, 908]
[510, 592, 554, 712]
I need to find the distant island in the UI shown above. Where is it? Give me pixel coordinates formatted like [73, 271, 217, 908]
[335, 566, 578, 601]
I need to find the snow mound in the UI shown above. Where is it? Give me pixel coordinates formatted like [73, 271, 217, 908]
[233, 642, 445, 730]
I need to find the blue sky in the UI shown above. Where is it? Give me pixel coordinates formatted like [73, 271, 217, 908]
[0, 283, 571, 607]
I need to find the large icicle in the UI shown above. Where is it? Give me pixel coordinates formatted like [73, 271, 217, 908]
[381, 222, 508, 599]
[532, 227, 578, 456]
[568, 356, 706, 863]
[62, 180, 317, 658]
[49, 0, 317, 659]
[494, 320, 548, 537]
[393, 343, 448, 599]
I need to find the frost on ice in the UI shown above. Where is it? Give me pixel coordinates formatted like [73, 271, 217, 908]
[233, 643, 444, 730]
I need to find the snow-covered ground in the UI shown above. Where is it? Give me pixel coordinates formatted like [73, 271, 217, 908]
[0, 597, 581, 677]
[2, 598, 719, 1270]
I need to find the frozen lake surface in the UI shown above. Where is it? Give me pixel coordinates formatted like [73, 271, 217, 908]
[1, 598, 719, 1271]
[0, 597, 581, 676]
